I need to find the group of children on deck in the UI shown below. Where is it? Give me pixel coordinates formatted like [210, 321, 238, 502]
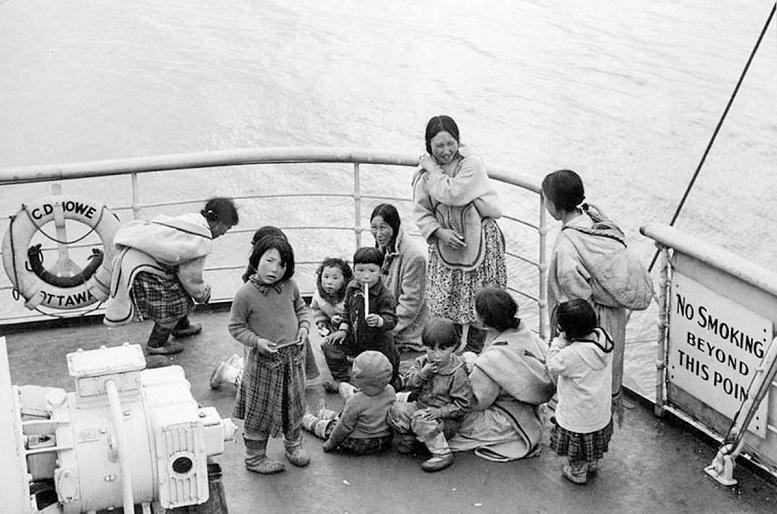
[227, 226, 615, 483]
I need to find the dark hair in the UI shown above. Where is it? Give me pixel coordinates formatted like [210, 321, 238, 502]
[316, 257, 353, 302]
[249, 235, 295, 283]
[422, 318, 460, 350]
[425, 115, 460, 154]
[353, 246, 383, 267]
[242, 226, 288, 282]
[201, 197, 239, 226]
[475, 287, 520, 331]
[556, 299, 598, 340]
[251, 226, 287, 245]
[370, 203, 401, 252]
[541, 169, 585, 211]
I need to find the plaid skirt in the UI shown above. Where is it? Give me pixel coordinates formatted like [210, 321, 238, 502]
[233, 345, 305, 437]
[550, 419, 613, 463]
[131, 271, 194, 324]
[427, 218, 507, 324]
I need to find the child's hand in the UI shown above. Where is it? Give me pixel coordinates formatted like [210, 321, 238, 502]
[420, 362, 438, 379]
[365, 314, 384, 328]
[296, 327, 309, 345]
[317, 323, 330, 338]
[328, 330, 347, 345]
[254, 338, 277, 356]
[416, 407, 442, 421]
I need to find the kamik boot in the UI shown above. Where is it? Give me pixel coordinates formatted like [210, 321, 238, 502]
[421, 432, 454, 472]
[210, 354, 243, 390]
[244, 438, 284, 474]
[171, 316, 202, 338]
[146, 323, 183, 355]
[284, 430, 310, 467]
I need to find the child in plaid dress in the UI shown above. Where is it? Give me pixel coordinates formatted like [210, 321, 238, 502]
[229, 235, 312, 474]
[547, 299, 614, 484]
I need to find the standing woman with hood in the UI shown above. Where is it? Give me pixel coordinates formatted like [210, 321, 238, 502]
[412, 115, 507, 352]
[370, 203, 429, 352]
[542, 169, 630, 420]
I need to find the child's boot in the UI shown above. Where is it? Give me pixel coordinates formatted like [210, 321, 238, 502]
[587, 460, 599, 478]
[301, 413, 331, 439]
[284, 430, 310, 467]
[171, 316, 202, 338]
[421, 433, 454, 472]
[146, 323, 184, 355]
[562, 460, 588, 484]
[244, 438, 284, 474]
[209, 354, 243, 390]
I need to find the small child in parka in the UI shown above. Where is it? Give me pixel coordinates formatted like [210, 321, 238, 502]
[301, 351, 396, 455]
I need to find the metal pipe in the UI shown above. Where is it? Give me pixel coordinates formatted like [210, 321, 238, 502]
[641, 224, 777, 299]
[105, 379, 134, 513]
[654, 245, 670, 417]
[537, 193, 548, 341]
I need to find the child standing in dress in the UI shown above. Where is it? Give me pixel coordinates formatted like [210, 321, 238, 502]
[388, 318, 473, 472]
[310, 257, 353, 337]
[323, 247, 400, 392]
[212, 225, 319, 389]
[547, 299, 614, 484]
[229, 234, 311, 474]
[301, 350, 396, 455]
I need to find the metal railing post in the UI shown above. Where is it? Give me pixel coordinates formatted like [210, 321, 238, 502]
[353, 162, 361, 250]
[131, 172, 141, 221]
[538, 194, 548, 341]
[655, 244, 671, 417]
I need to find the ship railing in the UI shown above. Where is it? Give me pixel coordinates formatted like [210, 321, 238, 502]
[0, 147, 549, 338]
[642, 223, 777, 482]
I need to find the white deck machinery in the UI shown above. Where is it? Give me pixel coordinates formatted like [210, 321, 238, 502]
[0, 338, 237, 513]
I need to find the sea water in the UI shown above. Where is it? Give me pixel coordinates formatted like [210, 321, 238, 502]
[1, 0, 776, 397]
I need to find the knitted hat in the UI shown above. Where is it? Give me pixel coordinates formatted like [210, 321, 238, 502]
[351, 351, 393, 396]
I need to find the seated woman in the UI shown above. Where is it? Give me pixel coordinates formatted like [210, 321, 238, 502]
[370, 203, 429, 352]
[449, 287, 555, 461]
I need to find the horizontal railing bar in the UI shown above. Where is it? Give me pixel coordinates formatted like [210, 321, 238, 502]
[641, 224, 777, 298]
[506, 251, 540, 268]
[508, 286, 539, 302]
[502, 214, 540, 231]
[0, 147, 542, 193]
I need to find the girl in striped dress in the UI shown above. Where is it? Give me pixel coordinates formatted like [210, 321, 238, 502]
[547, 299, 614, 484]
[228, 235, 311, 474]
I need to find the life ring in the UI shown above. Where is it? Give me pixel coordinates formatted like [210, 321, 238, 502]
[1, 195, 121, 310]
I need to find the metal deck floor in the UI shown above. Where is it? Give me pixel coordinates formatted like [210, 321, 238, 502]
[3, 307, 776, 514]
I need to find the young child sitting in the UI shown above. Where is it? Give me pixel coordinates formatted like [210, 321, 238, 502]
[301, 351, 396, 455]
[322, 247, 401, 392]
[388, 318, 473, 472]
[547, 299, 614, 485]
[310, 257, 353, 337]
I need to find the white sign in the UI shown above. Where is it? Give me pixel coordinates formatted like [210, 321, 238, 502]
[669, 273, 772, 438]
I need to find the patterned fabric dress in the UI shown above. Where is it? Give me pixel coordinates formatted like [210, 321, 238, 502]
[426, 218, 507, 324]
[130, 270, 194, 324]
[234, 345, 305, 437]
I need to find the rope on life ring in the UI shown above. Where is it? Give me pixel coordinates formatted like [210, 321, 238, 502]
[1, 195, 121, 311]
[27, 244, 104, 288]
